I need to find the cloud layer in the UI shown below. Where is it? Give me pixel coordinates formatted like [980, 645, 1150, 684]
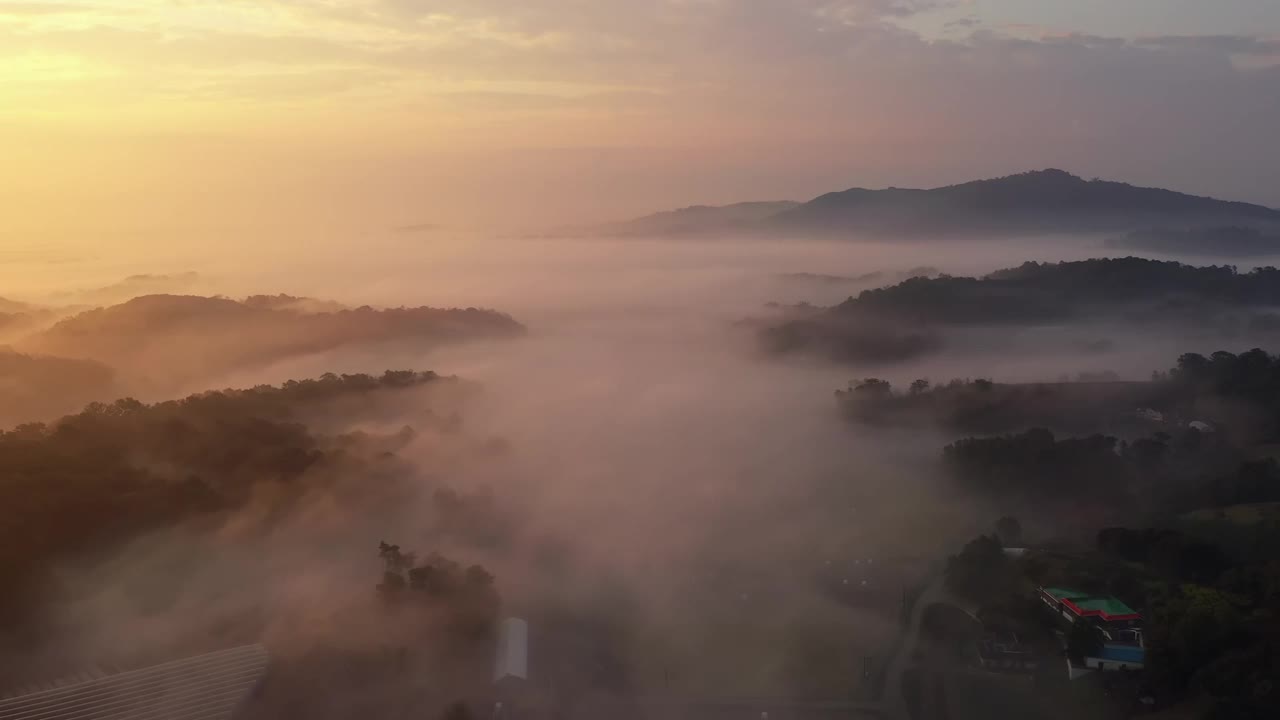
[1, 0, 1278, 232]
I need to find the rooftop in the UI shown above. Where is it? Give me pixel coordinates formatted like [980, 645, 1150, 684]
[1042, 587, 1141, 621]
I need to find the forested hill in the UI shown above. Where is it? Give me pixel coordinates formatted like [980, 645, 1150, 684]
[0, 370, 454, 625]
[17, 293, 524, 385]
[757, 258, 1280, 364]
[838, 257, 1280, 324]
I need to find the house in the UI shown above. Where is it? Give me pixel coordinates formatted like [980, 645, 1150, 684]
[1040, 587, 1146, 674]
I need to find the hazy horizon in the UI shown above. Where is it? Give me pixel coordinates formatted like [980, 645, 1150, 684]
[3, 0, 1280, 245]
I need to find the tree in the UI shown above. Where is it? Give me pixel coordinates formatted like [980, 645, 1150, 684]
[909, 378, 930, 395]
[945, 535, 1016, 603]
[854, 378, 892, 395]
[995, 516, 1023, 547]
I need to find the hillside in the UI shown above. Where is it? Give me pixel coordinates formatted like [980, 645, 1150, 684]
[758, 257, 1280, 363]
[839, 257, 1280, 324]
[19, 294, 525, 388]
[0, 350, 118, 428]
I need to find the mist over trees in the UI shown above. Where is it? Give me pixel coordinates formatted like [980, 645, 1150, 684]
[761, 258, 1280, 365]
[0, 371, 458, 641]
[0, 294, 525, 427]
[21, 294, 523, 383]
[1107, 226, 1280, 258]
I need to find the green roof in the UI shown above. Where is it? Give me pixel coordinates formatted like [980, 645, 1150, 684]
[1042, 587, 1139, 618]
[1043, 587, 1087, 601]
[1072, 596, 1138, 616]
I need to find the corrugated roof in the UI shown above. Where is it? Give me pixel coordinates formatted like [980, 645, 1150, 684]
[0, 644, 268, 720]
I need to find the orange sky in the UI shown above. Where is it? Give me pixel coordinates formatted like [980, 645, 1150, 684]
[2, 1, 1279, 239]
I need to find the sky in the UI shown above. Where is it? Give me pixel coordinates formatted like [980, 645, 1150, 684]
[1, 0, 1279, 238]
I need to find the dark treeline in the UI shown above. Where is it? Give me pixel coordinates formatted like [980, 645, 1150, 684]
[762, 258, 1280, 363]
[846, 258, 1280, 325]
[759, 312, 943, 364]
[930, 349, 1280, 517]
[941, 426, 1253, 518]
[836, 376, 1165, 436]
[839, 348, 1280, 444]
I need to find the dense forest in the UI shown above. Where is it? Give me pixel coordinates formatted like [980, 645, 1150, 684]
[846, 258, 1280, 324]
[0, 368, 516, 717]
[934, 351, 1280, 717]
[945, 520, 1280, 719]
[838, 347, 1280, 443]
[764, 258, 1280, 362]
[0, 371, 464, 634]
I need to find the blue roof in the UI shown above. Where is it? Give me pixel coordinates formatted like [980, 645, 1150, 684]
[1098, 644, 1145, 664]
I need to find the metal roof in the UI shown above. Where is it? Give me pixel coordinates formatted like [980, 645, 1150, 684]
[0, 644, 268, 720]
[1042, 587, 1140, 620]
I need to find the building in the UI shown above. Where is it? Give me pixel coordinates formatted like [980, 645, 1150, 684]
[1039, 587, 1146, 673]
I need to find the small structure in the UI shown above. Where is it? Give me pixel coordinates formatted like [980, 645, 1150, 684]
[494, 617, 529, 683]
[1040, 587, 1146, 674]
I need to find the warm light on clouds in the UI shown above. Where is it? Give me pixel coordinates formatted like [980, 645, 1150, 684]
[0, 0, 1278, 237]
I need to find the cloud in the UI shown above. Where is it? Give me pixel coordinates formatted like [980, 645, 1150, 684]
[0, 2, 88, 15]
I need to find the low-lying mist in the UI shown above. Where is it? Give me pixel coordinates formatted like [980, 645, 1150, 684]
[6, 231, 1275, 712]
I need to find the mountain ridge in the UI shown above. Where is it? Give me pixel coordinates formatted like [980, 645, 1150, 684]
[591, 169, 1280, 239]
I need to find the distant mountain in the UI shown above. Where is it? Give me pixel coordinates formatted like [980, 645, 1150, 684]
[572, 201, 799, 237]
[596, 170, 1280, 239]
[768, 169, 1280, 237]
